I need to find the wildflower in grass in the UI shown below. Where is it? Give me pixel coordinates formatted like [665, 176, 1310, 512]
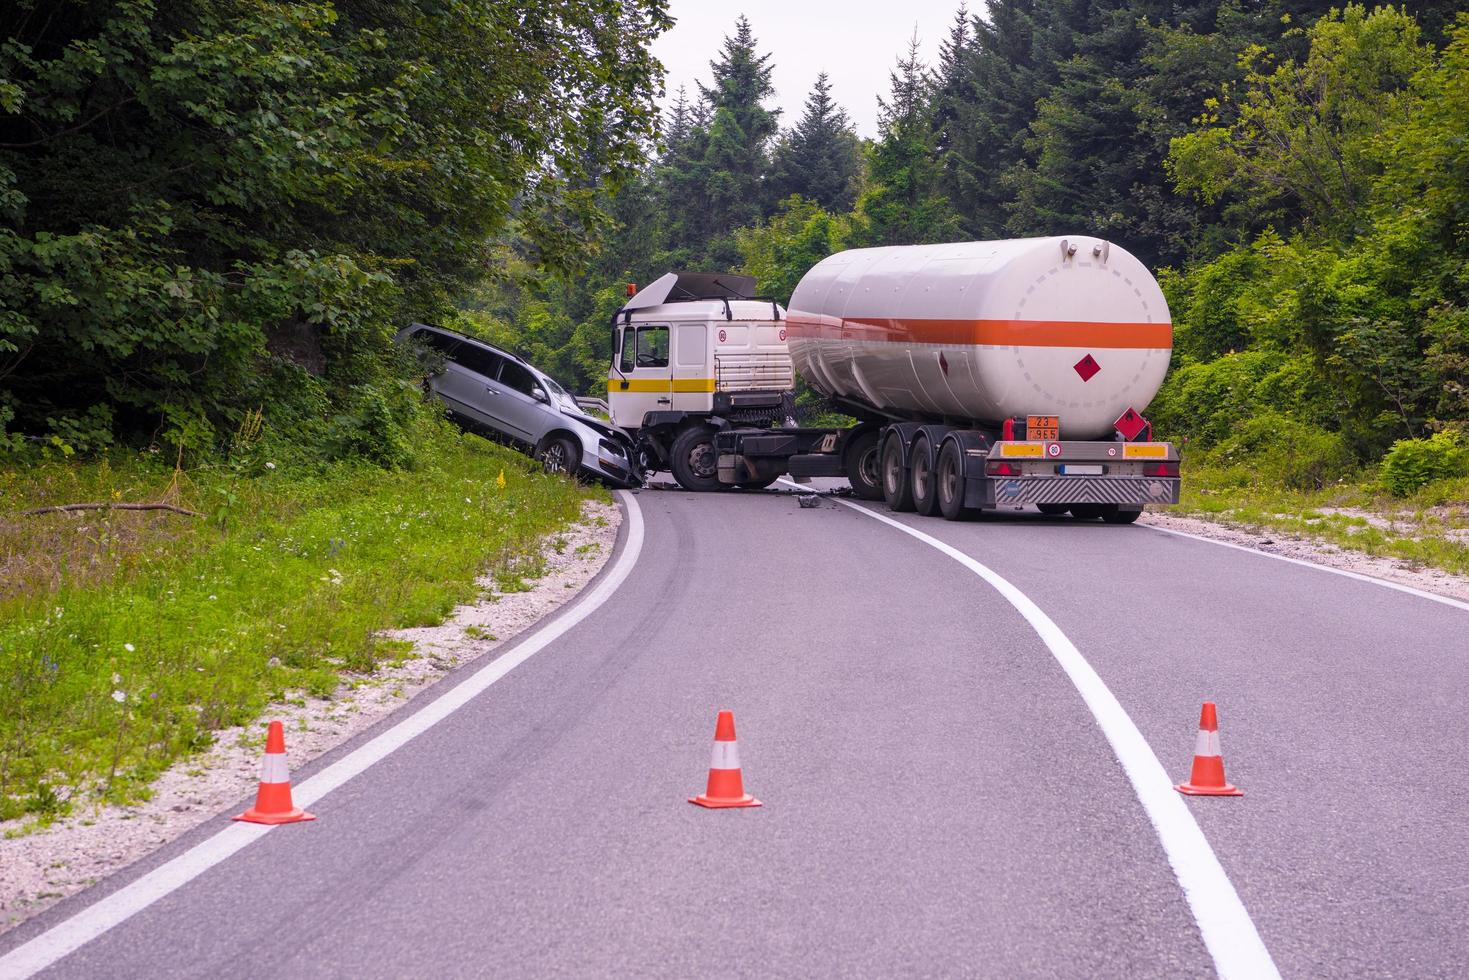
[112, 673, 121, 684]
[123, 643, 134, 652]
[496, 470, 506, 490]
[265, 462, 276, 470]
[111, 690, 126, 703]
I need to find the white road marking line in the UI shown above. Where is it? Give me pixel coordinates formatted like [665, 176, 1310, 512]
[0, 492, 646, 980]
[1144, 523, 1469, 613]
[785, 482, 1280, 980]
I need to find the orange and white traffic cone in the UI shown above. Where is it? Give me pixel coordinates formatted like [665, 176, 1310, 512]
[688, 710, 761, 809]
[234, 720, 316, 824]
[1176, 701, 1244, 797]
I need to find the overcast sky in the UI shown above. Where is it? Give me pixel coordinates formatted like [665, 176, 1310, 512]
[651, 0, 974, 140]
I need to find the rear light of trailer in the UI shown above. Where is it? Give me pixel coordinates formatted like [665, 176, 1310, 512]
[985, 461, 1021, 477]
[1143, 461, 1180, 477]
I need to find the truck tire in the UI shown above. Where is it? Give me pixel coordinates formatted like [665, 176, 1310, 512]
[669, 425, 722, 492]
[736, 474, 781, 491]
[881, 435, 915, 512]
[843, 429, 883, 501]
[1069, 504, 1105, 520]
[1102, 506, 1142, 524]
[910, 435, 942, 517]
[936, 439, 970, 521]
[1037, 503, 1070, 516]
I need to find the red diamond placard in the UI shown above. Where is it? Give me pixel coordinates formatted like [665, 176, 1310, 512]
[1074, 354, 1101, 382]
[1114, 407, 1149, 441]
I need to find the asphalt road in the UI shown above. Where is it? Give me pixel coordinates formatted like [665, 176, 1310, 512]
[3, 480, 1466, 978]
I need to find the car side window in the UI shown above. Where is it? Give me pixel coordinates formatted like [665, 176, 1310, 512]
[415, 330, 460, 357]
[633, 325, 669, 369]
[450, 344, 501, 380]
[498, 360, 538, 397]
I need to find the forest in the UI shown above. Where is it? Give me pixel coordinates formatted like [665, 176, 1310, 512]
[2, 1, 1467, 490]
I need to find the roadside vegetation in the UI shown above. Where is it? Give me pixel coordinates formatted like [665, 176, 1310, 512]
[0, 426, 593, 824]
[1175, 457, 1469, 576]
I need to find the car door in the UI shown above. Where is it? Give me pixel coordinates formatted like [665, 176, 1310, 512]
[420, 332, 499, 430]
[486, 357, 550, 444]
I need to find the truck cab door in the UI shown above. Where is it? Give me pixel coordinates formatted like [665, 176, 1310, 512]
[609, 322, 671, 429]
[671, 322, 713, 413]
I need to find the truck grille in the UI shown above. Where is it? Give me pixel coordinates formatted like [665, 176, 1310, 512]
[715, 353, 794, 392]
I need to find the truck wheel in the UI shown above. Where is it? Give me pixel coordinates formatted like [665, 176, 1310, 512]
[881, 435, 915, 512]
[670, 425, 722, 492]
[936, 440, 969, 521]
[736, 474, 781, 491]
[910, 436, 942, 517]
[1069, 504, 1104, 520]
[1102, 506, 1142, 524]
[843, 429, 883, 501]
[1037, 504, 1070, 516]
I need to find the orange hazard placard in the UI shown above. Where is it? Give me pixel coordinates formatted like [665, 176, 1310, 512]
[1027, 415, 1060, 441]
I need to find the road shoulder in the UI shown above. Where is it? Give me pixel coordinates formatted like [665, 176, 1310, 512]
[1140, 510, 1469, 603]
[0, 498, 621, 936]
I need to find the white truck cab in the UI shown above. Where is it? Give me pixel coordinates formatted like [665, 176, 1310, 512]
[608, 273, 798, 490]
[608, 272, 793, 430]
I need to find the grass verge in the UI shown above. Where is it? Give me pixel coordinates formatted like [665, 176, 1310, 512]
[0, 428, 597, 823]
[1174, 462, 1469, 575]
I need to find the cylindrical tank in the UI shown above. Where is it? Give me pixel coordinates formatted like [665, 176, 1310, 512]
[786, 236, 1172, 438]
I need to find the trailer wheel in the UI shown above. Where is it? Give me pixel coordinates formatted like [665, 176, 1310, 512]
[1102, 506, 1142, 525]
[843, 429, 883, 501]
[669, 425, 722, 492]
[1069, 504, 1105, 520]
[1037, 504, 1070, 516]
[936, 440, 969, 521]
[880, 436, 915, 512]
[910, 436, 942, 517]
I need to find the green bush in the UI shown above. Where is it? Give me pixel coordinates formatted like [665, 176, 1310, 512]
[1380, 432, 1468, 496]
[1209, 411, 1357, 490]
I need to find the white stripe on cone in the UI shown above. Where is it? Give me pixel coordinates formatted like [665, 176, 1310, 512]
[1193, 729, 1222, 758]
[709, 740, 741, 770]
[260, 753, 290, 784]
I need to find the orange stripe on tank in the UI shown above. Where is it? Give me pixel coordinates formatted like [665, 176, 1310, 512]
[786, 315, 1172, 349]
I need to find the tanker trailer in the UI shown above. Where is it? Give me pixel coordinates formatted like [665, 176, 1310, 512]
[608, 237, 1180, 522]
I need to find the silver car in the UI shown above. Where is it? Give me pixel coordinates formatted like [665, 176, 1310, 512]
[397, 324, 640, 488]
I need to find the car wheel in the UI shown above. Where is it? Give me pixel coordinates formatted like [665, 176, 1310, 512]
[670, 425, 723, 492]
[536, 436, 580, 479]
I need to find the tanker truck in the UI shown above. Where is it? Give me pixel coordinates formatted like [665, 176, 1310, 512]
[606, 236, 1180, 523]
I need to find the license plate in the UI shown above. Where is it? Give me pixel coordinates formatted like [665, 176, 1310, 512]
[999, 443, 1044, 458]
[1123, 444, 1168, 458]
[1058, 464, 1102, 475]
[1027, 415, 1060, 441]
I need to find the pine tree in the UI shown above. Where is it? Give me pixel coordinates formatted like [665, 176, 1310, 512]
[769, 73, 862, 212]
[940, 0, 1043, 238]
[695, 15, 780, 252]
[856, 33, 961, 246]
